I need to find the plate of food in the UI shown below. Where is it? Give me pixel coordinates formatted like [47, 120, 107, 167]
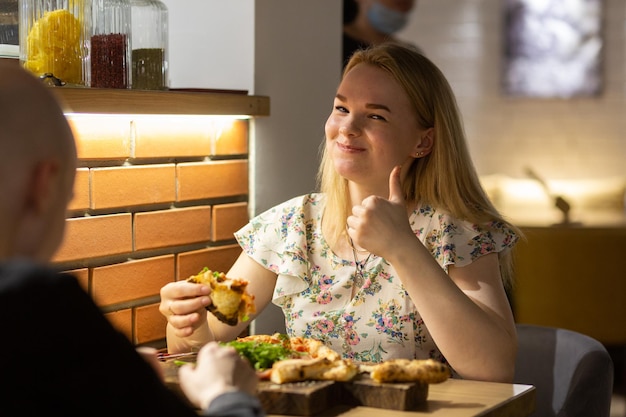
[160, 333, 451, 415]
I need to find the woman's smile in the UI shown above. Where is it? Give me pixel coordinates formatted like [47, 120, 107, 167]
[336, 141, 366, 153]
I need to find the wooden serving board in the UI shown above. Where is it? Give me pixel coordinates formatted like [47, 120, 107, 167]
[257, 380, 339, 416]
[340, 375, 429, 411]
[161, 359, 429, 416]
[257, 376, 428, 415]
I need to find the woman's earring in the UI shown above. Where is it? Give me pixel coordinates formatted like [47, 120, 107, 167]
[416, 151, 424, 157]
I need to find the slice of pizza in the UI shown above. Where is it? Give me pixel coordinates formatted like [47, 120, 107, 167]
[365, 358, 450, 384]
[224, 333, 356, 383]
[187, 268, 255, 326]
[222, 335, 300, 371]
[288, 336, 341, 361]
[237, 333, 291, 347]
[270, 357, 359, 384]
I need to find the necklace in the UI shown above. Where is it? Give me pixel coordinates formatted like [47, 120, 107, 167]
[348, 235, 372, 288]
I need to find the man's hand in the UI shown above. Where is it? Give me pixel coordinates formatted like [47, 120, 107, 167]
[178, 342, 258, 411]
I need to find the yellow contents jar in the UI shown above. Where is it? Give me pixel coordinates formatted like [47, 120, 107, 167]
[19, 0, 91, 86]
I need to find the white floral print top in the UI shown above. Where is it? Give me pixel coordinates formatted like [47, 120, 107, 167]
[234, 193, 518, 365]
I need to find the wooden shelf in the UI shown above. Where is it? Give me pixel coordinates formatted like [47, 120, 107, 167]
[50, 87, 270, 117]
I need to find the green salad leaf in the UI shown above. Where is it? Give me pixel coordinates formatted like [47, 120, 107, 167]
[221, 339, 298, 370]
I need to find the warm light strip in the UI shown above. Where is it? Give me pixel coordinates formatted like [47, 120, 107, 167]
[64, 113, 244, 149]
[65, 113, 244, 138]
[64, 113, 250, 120]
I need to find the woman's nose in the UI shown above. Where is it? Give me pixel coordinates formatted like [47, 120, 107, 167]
[339, 120, 359, 137]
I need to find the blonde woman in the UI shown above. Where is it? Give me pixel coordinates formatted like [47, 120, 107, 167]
[161, 43, 520, 383]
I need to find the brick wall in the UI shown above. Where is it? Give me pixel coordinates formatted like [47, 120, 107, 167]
[53, 114, 250, 348]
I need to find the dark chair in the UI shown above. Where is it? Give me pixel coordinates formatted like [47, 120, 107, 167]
[514, 323, 614, 417]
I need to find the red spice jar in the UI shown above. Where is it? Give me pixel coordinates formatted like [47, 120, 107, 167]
[90, 0, 131, 88]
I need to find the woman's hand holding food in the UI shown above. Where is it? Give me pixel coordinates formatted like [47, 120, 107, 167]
[160, 280, 212, 346]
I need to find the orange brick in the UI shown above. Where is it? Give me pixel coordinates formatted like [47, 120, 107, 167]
[133, 116, 211, 158]
[214, 119, 248, 155]
[65, 267, 89, 293]
[68, 168, 89, 212]
[53, 214, 133, 263]
[134, 206, 212, 251]
[67, 115, 132, 160]
[212, 202, 249, 241]
[177, 245, 242, 280]
[176, 160, 248, 202]
[90, 164, 176, 209]
[92, 255, 175, 306]
[104, 309, 133, 341]
[135, 303, 167, 345]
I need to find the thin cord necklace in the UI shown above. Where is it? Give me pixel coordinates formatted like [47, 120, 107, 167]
[348, 234, 372, 288]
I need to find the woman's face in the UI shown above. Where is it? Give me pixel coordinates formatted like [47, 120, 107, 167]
[325, 63, 425, 188]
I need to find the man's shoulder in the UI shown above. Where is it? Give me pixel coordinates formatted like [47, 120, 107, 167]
[0, 259, 74, 292]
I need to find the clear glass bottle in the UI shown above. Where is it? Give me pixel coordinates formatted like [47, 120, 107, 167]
[130, 0, 168, 90]
[18, 0, 92, 86]
[90, 0, 131, 88]
[0, 0, 18, 45]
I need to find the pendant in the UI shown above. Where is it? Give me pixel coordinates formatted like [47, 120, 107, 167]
[354, 272, 364, 288]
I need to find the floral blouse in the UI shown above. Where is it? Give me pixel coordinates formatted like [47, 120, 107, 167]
[234, 193, 518, 365]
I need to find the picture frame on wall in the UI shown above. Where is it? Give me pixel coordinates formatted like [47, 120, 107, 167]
[503, 0, 603, 98]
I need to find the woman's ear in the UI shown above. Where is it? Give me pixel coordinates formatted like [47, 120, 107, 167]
[413, 127, 434, 158]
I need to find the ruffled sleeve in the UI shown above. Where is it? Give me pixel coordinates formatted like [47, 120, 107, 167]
[234, 194, 323, 300]
[419, 209, 519, 271]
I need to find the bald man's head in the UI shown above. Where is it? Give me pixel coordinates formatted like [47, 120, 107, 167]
[0, 62, 76, 173]
[0, 62, 77, 262]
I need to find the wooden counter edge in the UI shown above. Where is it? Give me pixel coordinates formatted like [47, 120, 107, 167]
[51, 87, 270, 117]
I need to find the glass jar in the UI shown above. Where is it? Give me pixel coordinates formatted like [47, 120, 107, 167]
[90, 0, 131, 88]
[130, 0, 168, 90]
[18, 0, 91, 86]
[0, 0, 18, 45]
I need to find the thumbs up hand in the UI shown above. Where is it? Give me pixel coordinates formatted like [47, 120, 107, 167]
[387, 164, 406, 206]
[346, 166, 417, 259]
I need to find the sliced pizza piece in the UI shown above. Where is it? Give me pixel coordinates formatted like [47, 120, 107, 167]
[238, 333, 291, 348]
[368, 358, 450, 384]
[317, 359, 359, 382]
[221, 336, 299, 371]
[223, 333, 354, 383]
[270, 357, 358, 384]
[187, 268, 255, 326]
[288, 336, 341, 361]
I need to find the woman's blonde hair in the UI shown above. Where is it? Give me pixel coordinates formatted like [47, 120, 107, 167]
[317, 43, 520, 288]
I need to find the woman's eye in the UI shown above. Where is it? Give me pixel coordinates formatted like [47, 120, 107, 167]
[370, 114, 386, 121]
[334, 105, 348, 113]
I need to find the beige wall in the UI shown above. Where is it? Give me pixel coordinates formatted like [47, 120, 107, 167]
[399, 0, 626, 181]
[397, 2, 626, 344]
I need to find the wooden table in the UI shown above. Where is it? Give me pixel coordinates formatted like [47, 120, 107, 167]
[269, 379, 535, 417]
[161, 359, 535, 417]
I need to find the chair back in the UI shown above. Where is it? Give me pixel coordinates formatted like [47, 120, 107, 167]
[514, 324, 614, 417]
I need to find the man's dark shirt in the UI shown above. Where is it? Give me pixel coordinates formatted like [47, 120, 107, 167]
[0, 260, 200, 416]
